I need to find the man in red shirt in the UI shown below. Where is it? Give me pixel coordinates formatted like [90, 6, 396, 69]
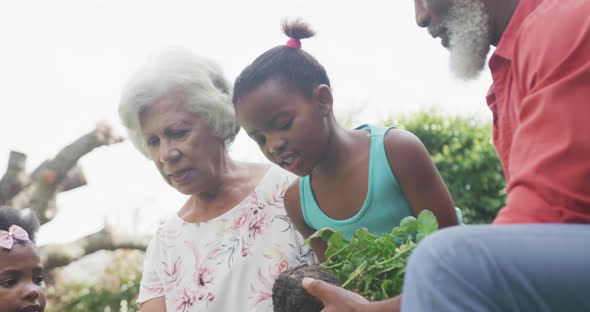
[302, 0, 590, 310]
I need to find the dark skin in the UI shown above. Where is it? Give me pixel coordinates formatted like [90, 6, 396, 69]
[284, 123, 459, 262]
[237, 78, 458, 262]
[301, 0, 521, 311]
[0, 244, 46, 312]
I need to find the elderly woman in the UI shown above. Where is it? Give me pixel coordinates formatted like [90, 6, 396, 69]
[118, 50, 315, 312]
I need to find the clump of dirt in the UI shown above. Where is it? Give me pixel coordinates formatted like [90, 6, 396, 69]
[272, 264, 341, 312]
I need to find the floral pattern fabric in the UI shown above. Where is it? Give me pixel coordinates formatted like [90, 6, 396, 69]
[138, 166, 316, 311]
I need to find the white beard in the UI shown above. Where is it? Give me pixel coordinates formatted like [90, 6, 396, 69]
[444, 0, 491, 80]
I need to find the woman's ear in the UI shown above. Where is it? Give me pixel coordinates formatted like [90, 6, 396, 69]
[313, 84, 334, 117]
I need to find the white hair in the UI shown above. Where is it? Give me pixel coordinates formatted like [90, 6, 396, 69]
[427, 0, 491, 80]
[446, 0, 491, 80]
[118, 49, 239, 158]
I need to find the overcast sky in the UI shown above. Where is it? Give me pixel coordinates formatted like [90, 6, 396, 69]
[0, 1, 494, 245]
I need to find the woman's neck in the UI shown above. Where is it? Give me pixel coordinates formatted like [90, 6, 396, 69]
[181, 158, 243, 222]
[181, 161, 267, 223]
[195, 155, 239, 202]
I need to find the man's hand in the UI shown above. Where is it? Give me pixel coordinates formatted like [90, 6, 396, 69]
[302, 277, 402, 312]
[302, 277, 368, 312]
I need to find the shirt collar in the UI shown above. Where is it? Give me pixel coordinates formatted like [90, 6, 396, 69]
[493, 0, 544, 60]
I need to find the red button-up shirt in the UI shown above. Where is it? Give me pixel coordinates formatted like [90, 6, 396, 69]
[488, 0, 590, 224]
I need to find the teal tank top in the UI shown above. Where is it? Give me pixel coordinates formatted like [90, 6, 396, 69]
[299, 124, 414, 240]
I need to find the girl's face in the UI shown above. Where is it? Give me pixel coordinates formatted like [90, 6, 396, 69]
[236, 78, 332, 176]
[0, 244, 46, 312]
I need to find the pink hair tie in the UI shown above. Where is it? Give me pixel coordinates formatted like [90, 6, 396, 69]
[0, 225, 31, 250]
[286, 38, 301, 49]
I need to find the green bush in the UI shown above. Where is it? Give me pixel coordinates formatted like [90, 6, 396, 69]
[47, 250, 143, 312]
[383, 111, 506, 224]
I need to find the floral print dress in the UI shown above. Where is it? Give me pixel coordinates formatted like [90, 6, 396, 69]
[137, 165, 316, 311]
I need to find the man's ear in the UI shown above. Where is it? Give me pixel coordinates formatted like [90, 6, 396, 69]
[313, 84, 334, 117]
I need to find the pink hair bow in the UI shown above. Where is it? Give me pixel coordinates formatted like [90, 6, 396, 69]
[0, 225, 31, 250]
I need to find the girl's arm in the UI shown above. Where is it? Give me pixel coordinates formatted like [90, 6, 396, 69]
[284, 180, 328, 262]
[384, 129, 459, 228]
[141, 297, 166, 312]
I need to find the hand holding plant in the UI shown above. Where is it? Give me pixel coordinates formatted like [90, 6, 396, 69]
[305, 210, 439, 301]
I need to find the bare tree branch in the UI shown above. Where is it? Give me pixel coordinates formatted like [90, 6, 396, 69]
[0, 151, 30, 204]
[57, 165, 87, 192]
[1, 122, 132, 272]
[20, 124, 123, 224]
[41, 225, 150, 271]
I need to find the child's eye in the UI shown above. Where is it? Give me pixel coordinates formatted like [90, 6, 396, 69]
[34, 275, 45, 285]
[254, 136, 266, 146]
[0, 279, 17, 287]
[276, 118, 293, 130]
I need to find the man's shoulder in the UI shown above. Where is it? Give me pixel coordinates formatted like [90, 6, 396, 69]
[513, 0, 590, 79]
[519, 0, 590, 42]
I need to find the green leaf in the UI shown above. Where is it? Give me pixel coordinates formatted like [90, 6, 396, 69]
[352, 227, 378, 242]
[305, 228, 337, 245]
[308, 210, 441, 301]
[399, 216, 418, 234]
[381, 280, 395, 298]
[306, 228, 348, 258]
[416, 210, 438, 242]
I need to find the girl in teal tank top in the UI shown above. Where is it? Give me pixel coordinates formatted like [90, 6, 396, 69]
[300, 124, 414, 240]
[233, 20, 460, 261]
[300, 124, 463, 240]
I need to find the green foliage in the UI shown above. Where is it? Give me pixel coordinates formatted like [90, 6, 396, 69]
[384, 111, 506, 224]
[47, 250, 143, 312]
[306, 210, 438, 301]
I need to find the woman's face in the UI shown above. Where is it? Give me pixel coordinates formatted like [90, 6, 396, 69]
[0, 244, 46, 312]
[140, 93, 226, 195]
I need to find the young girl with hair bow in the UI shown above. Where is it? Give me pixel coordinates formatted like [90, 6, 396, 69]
[0, 206, 45, 312]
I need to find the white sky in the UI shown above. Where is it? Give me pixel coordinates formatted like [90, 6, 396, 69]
[0, 1, 494, 245]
